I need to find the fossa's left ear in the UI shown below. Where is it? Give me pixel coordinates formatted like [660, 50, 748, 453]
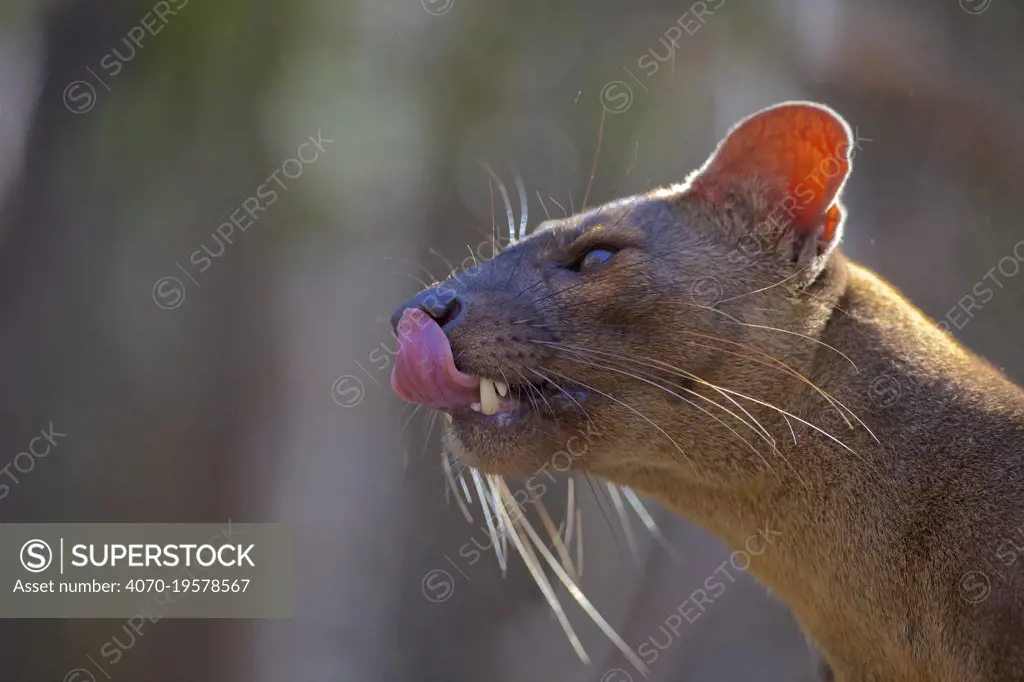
[690, 101, 854, 267]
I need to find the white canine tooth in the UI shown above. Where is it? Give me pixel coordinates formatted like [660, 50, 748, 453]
[445, 413, 453, 424]
[479, 378, 500, 416]
[495, 380, 508, 398]
[471, 402, 482, 412]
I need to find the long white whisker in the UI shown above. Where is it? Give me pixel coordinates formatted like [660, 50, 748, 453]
[389, 269, 435, 291]
[529, 489, 578, 582]
[536, 190, 552, 220]
[716, 265, 811, 304]
[383, 254, 443, 285]
[399, 404, 424, 438]
[487, 475, 511, 569]
[622, 488, 683, 563]
[575, 507, 584, 578]
[548, 194, 568, 218]
[542, 366, 695, 472]
[410, 411, 440, 470]
[478, 161, 516, 245]
[458, 472, 473, 503]
[470, 469, 507, 575]
[514, 172, 528, 241]
[606, 483, 640, 564]
[564, 478, 576, 549]
[427, 247, 458, 279]
[441, 450, 474, 522]
[718, 314, 859, 373]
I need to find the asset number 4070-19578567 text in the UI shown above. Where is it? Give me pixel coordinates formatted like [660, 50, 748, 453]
[125, 578, 250, 593]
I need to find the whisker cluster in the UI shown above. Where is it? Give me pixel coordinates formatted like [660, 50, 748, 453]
[425, 168, 665, 676]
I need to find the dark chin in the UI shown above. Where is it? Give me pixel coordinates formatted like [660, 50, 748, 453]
[444, 408, 583, 478]
[444, 417, 543, 477]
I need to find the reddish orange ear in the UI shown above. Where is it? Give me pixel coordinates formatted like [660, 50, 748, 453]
[692, 102, 853, 244]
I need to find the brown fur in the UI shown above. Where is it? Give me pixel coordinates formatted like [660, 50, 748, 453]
[404, 104, 1024, 680]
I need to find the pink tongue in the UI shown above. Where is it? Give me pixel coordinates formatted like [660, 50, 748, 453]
[391, 308, 480, 410]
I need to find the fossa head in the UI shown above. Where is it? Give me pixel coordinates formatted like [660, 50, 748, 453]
[390, 102, 855, 484]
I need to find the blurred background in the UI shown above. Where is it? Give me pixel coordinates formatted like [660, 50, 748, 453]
[1, 0, 1022, 680]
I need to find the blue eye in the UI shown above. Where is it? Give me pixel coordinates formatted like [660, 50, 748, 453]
[575, 247, 616, 271]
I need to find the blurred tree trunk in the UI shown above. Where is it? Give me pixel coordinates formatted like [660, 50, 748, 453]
[0, 1, 290, 679]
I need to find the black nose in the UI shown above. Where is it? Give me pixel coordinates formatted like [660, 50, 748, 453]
[391, 287, 465, 333]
